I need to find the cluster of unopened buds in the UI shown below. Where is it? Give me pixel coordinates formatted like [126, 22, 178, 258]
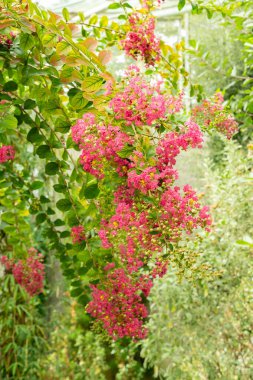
[0, 145, 15, 163]
[0, 31, 16, 49]
[0, 248, 45, 296]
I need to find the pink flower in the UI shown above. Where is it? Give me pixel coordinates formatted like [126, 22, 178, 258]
[11, 248, 45, 296]
[0, 145, 15, 163]
[127, 167, 159, 194]
[71, 225, 86, 244]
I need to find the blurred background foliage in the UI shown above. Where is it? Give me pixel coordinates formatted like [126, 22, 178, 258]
[1, 0, 252, 379]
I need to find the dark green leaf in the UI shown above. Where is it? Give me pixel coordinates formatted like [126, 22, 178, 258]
[84, 183, 100, 199]
[70, 287, 83, 297]
[45, 162, 59, 175]
[56, 198, 72, 211]
[77, 294, 90, 306]
[36, 213, 47, 223]
[78, 259, 93, 275]
[24, 99, 36, 109]
[40, 195, 50, 203]
[3, 81, 18, 92]
[36, 145, 51, 158]
[53, 184, 67, 193]
[54, 219, 65, 226]
[27, 128, 43, 143]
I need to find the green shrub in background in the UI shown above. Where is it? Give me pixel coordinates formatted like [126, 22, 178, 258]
[141, 141, 253, 379]
[0, 274, 47, 379]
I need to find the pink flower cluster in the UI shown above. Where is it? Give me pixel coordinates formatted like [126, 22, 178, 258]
[71, 113, 133, 179]
[1, 248, 45, 296]
[84, 114, 211, 339]
[121, 12, 161, 66]
[110, 66, 183, 127]
[160, 185, 211, 238]
[192, 92, 238, 139]
[71, 225, 86, 244]
[86, 269, 149, 339]
[156, 120, 203, 170]
[0, 145, 15, 163]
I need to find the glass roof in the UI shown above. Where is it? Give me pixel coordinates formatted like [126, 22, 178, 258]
[35, 0, 189, 18]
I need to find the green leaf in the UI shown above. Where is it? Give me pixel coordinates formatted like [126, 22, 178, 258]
[31, 181, 44, 190]
[117, 144, 134, 158]
[81, 75, 103, 93]
[36, 213, 47, 223]
[45, 162, 59, 175]
[77, 294, 90, 306]
[54, 218, 65, 226]
[53, 184, 67, 193]
[2, 212, 15, 224]
[62, 7, 70, 21]
[0, 115, 17, 131]
[89, 14, 98, 24]
[56, 41, 72, 55]
[84, 183, 100, 199]
[42, 33, 58, 47]
[178, 0, 186, 11]
[36, 145, 51, 158]
[108, 2, 121, 9]
[20, 33, 35, 51]
[70, 287, 83, 297]
[78, 259, 93, 275]
[56, 198, 72, 211]
[40, 195, 50, 203]
[70, 92, 89, 110]
[60, 230, 71, 238]
[55, 118, 70, 134]
[27, 128, 43, 143]
[24, 99, 36, 109]
[3, 81, 18, 92]
[123, 3, 132, 8]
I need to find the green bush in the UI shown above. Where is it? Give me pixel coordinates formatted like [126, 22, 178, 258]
[141, 141, 253, 379]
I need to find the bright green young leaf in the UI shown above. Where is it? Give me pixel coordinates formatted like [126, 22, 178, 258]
[178, 0, 186, 11]
[108, 2, 121, 9]
[20, 33, 35, 51]
[81, 76, 104, 93]
[0, 115, 17, 131]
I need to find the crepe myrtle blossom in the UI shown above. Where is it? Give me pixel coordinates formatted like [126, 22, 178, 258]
[0, 145, 15, 163]
[121, 12, 161, 66]
[1, 248, 45, 296]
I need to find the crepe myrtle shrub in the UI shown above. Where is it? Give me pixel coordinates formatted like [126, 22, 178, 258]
[0, 0, 237, 341]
